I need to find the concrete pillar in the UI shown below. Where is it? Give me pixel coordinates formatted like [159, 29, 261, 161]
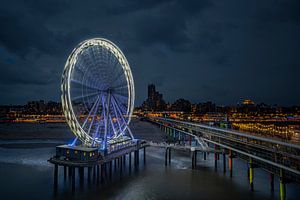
[192, 150, 195, 169]
[129, 152, 132, 171]
[270, 173, 274, 192]
[195, 150, 197, 168]
[168, 148, 171, 165]
[120, 157, 123, 173]
[63, 165, 67, 181]
[280, 169, 286, 200]
[165, 148, 168, 166]
[123, 155, 126, 166]
[87, 167, 91, 184]
[203, 152, 206, 160]
[109, 161, 112, 179]
[71, 167, 75, 192]
[79, 167, 84, 189]
[54, 164, 58, 189]
[249, 158, 254, 191]
[93, 165, 96, 183]
[143, 147, 146, 164]
[137, 150, 140, 165]
[96, 165, 100, 185]
[229, 150, 233, 178]
[192, 150, 197, 169]
[101, 164, 105, 184]
[114, 158, 117, 171]
[214, 145, 218, 170]
[223, 150, 226, 173]
[68, 166, 72, 179]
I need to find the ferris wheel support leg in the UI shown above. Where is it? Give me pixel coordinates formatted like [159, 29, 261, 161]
[112, 95, 135, 140]
[70, 137, 78, 146]
[104, 92, 111, 150]
[126, 126, 135, 140]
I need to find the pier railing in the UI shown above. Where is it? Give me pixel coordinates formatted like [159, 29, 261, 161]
[148, 117, 300, 183]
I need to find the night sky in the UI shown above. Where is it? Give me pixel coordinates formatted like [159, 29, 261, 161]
[0, 0, 299, 106]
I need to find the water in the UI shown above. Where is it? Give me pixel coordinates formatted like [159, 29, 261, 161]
[0, 121, 300, 199]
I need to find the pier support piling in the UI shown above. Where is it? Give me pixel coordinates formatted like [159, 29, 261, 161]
[120, 157, 123, 173]
[93, 166, 96, 183]
[68, 166, 72, 179]
[168, 148, 171, 165]
[214, 145, 218, 171]
[223, 151, 226, 173]
[63, 165, 67, 181]
[192, 150, 197, 169]
[249, 158, 254, 191]
[129, 152, 132, 171]
[79, 167, 84, 189]
[229, 150, 233, 178]
[270, 173, 274, 192]
[97, 165, 100, 185]
[280, 169, 286, 200]
[109, 161, 112, 179]
[54, 164, 58, 190]
[165, 148, 168, 166]
[143, 147, 146, 164]
[71, 167, 75, 192]
[101, 164, 105, 184]
[87, 167, 91, 184]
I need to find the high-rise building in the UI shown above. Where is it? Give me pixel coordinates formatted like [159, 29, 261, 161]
[142, 84, 166, 111]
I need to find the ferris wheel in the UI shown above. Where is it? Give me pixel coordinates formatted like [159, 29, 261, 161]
[61, 38, 135, 149]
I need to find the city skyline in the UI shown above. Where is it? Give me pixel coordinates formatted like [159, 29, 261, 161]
[0, 0, 300, 106]
[1, 83, 300, 108]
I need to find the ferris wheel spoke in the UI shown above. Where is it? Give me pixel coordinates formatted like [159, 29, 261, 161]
[113, 84, 128, 91]
[82, 95, 100, 128]
[71, 78, 100, 91]
[109, 115, 118, 138]
[111, 96, 134, 139]
[113, 94, 129, 112]
[110, 67, 125, 85]
[111, 96, 126, 134]
[113, 93, 129, 101]
[72, 91, 100, 101]
[111, 96, 128, 124]
[87, 93, 102, 137]
[74, 60, 100, 87]
[100, 94, 109, 141]
[92, 99, 106, 140]
[74, 61, 94, 80]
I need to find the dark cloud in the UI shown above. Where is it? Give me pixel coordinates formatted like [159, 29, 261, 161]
[0, 0, 299, 106]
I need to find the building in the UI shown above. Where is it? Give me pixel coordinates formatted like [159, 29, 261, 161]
[196, 101, 216, 114]
[171, 98, 191, 112]
[142, 84, 166, 111]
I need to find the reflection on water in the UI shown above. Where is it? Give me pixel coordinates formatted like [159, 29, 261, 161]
[0, 121, 299, 200]
[1, 142, 300, 200]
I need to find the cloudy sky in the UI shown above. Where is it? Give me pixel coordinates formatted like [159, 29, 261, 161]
[0, 0, 299, 106]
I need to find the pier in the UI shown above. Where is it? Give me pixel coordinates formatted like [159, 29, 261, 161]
[48, 140, 148, 192]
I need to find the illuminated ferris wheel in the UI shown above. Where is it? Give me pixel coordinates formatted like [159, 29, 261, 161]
[61, 38, 135, 149]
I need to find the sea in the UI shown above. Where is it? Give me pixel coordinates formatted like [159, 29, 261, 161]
[0, 121, 299, 200]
